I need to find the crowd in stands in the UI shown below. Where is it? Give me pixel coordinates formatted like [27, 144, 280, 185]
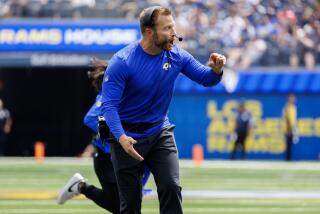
[1, 0, 319, 69]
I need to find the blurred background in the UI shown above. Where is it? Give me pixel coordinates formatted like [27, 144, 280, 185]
[0, 0, 319, 160]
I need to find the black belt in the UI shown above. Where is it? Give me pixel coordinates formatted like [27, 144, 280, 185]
[122, 121, 162, 133]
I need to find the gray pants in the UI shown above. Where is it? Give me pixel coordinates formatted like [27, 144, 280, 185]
[110, 125, 183, 214]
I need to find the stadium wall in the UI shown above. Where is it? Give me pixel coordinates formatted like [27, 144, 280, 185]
[170, 72, 320, 160]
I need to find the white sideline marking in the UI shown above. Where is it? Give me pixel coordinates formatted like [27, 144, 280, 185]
[180, 160, 320, 171]
[180, 190, 320, 199]
[0, 157, 320, 171]
[1, 158, 320, 170]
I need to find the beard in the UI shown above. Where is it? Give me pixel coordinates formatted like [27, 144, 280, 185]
[153, 32, 173, 51]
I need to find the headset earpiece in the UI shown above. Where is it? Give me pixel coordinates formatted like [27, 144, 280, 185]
[143, 6, 161, 27]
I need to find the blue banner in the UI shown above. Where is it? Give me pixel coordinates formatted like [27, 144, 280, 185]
[175, 72, 320, 94]
[0, 21, 141, 52]
[169, 94, 320, 160]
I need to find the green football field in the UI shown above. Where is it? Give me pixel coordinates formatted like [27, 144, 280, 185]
[0, 158, 320, 214]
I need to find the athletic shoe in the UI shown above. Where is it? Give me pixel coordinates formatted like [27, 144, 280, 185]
[56, 173, 85, 204]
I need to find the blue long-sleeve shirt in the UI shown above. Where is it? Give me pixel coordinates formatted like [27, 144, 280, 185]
[83, 92, 110, 153]
[102, 41, 222, 140]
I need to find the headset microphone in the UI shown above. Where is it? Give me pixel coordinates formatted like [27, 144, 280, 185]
[174, 35, 183, 42]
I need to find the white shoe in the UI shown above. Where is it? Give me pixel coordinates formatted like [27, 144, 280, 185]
[56, 173, 85, 204]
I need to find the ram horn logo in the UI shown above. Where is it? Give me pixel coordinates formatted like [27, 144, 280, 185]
[162, 62, 171, 71]
[104, 75, 109, 82]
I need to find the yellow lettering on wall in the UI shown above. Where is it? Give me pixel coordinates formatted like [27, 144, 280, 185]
[207, 119, 229, 134]
[207, 134, 229, 152]
[48, 29, 62, 44]
[222, 100, 237, 118]
[207, 101, 217, 119]
[269, 134, 285, 153]
[27, 29, 62, 44]
[0, 29, 15, 43]
[207, 100, 319, 155]
[315, 118, 320, 137]
[246, 101, 262, 118]
[29, 30, 48, 43]
[248, 135, 267, 152]
[265, 118, 282, 134]
[15, 30, 28, 43]
[298, 119, 313, 136]
[253, 119, 264, 134]
[225, 118, 235, 132]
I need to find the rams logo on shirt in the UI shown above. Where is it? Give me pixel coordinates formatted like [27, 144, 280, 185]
[104, 75, 109, 82]
[162, 62, 171, 71]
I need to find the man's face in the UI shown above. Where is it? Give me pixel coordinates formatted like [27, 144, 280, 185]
[152, 14, 177, 51]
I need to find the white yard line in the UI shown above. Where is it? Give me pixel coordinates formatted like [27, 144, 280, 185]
[180, 160, 320, 170]
[1, 158, 320, 170]
[0, 157, 320, 170]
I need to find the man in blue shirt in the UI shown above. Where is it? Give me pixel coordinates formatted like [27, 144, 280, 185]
[56, 59, 150, 213]
[102, 6, 226, 213]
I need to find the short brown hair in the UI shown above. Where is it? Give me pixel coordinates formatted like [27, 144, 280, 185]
[139, 6, 172, 34]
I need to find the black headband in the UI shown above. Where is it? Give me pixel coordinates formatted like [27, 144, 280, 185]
[143, 6, 161, 27]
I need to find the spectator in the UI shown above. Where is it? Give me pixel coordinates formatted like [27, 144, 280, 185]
[1, 0, 319, 68]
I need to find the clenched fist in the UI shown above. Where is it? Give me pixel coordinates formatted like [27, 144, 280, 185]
[208, 53, 226, 74]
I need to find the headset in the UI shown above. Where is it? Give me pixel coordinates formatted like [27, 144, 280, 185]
[143, 6, 160, 27]
[142, 6, 183, 41]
